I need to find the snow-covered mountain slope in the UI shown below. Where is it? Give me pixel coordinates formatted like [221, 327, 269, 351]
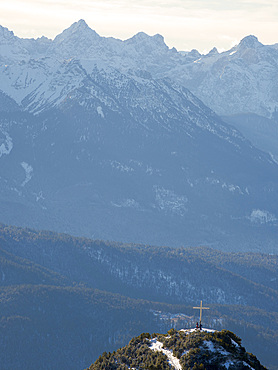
[0, 62, 277, 251]
[1, 20, 277, 121]
[0, 21, 278, 251]
[168, 35, 278, 121]
[0, 25, 51, 63]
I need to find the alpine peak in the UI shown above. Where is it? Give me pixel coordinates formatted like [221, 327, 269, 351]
[0, 25, 15, 41]
[238, 35, 262, 49]
[70, 19, 92, 32]
[208, 46, 218, 55]
[126, 31, 167, 48]
[53, 19, 99, 43]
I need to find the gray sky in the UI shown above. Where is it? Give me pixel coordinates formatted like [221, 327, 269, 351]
[1, 0, 277, 52]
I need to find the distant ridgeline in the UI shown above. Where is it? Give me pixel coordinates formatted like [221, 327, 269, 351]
[88, 328, 266, 370]
[0, 224, 277, 369]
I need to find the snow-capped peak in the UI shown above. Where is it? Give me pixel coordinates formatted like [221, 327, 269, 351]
[62, 19, 92, 34]
[53, 19, 99, 44]
[46, 20, 102, 59]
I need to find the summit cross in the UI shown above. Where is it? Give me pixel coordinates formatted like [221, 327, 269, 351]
[193, 300, 210, 327]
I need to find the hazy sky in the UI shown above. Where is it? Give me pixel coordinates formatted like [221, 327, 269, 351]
[1, 0, 277, 52]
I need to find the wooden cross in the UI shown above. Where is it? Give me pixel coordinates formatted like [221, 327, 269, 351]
[193, 300, 210, 327]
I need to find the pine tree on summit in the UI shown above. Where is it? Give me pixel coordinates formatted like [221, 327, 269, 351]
[88, 329, 267, 369]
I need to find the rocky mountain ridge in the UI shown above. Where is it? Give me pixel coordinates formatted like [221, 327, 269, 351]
[1, 20, 277, 120]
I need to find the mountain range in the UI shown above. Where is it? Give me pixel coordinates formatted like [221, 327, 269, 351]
[0, 20, 278, 251]
[1, 22, 278, 370]
[1, 20, 277, 120]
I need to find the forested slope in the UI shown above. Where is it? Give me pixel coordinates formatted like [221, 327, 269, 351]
[0, 224, 277, 369]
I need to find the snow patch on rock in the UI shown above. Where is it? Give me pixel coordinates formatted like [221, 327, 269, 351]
[21, 161, 33, 186]
[111, 198, 140, 209]
[110, 160, 134, 173]
[154, 186, 188, 216]
[0, 131, 13, 158]
[249, 209, 277, 224]
[97, 106, 104, 118]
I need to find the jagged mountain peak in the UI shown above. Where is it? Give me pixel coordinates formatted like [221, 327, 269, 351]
[34, 35, 51, 42]
[0, 25, 52, 62]
[127, 31, 164, 42]
[125, 31, 169, 52]
[48, 20, 102, 59]
[187, 48, 202, 59]
[66, 19, 93, 34]
[238, 35, 262, 49]
[208, 46, 218, 55]
[0, 25, 16, 42]
[53, 19, 99, 44]
[19, 34, 52, 44]
[128, 31, 150, 40]
[75, 19, 89, 27]
[170, 34, 278, 119]
[0, 25, 32, 63]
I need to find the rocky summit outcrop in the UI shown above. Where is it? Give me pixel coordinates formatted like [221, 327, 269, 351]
[88, 328, 266, 369]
